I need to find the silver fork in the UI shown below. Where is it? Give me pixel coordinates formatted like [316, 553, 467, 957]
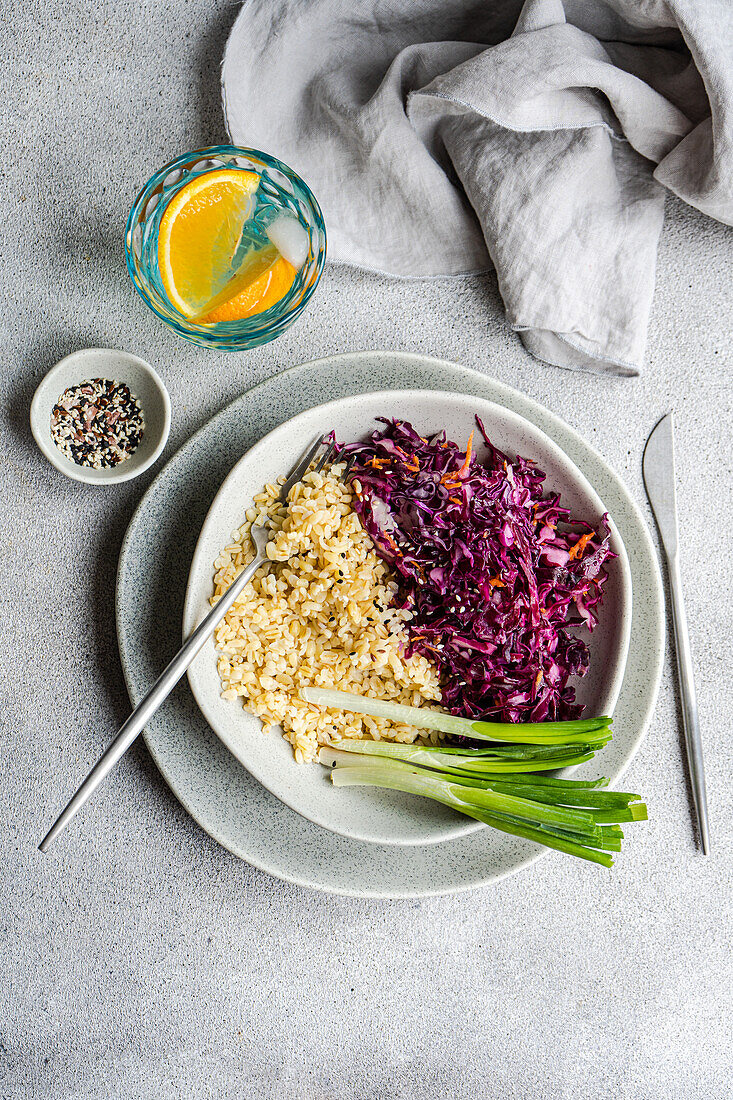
[39, 433, 337, 852]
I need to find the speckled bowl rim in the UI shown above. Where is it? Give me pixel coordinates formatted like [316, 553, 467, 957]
[116, 351, 665, 897]
[30, 347, 171, 485]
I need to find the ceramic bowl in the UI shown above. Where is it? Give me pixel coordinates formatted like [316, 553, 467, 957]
[183, 389, 632, 847]
[30, 348, 171, 485]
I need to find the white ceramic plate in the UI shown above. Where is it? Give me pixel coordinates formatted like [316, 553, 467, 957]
[183, 389, 632, 846]
[117, 351, 664, 896]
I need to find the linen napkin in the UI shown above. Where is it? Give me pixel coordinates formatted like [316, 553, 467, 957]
[222, 0, 733, 375]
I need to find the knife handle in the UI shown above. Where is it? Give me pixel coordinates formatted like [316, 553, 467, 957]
[667, 554, 710, 854]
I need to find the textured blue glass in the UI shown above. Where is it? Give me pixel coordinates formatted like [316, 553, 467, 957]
[125, 146, 327, 351]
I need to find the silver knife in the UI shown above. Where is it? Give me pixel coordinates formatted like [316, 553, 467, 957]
[643, 411, 710, 854]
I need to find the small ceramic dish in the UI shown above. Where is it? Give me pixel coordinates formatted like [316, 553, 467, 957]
[30, 348, 171, 485]
[183, 389, 632, 847]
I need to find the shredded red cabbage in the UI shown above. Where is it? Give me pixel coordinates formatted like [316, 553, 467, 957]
[342, 417, 615, 722]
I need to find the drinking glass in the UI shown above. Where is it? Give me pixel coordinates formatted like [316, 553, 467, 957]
[125, 145, 327, 351]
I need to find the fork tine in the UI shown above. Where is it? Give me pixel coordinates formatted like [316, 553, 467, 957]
[315, 441, 336, 473]
[278, 434, 327, 504]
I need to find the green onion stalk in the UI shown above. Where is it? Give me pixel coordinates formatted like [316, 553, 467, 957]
[301, 688, 612, 745]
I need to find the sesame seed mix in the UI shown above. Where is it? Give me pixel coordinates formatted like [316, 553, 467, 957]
[50, 378, 144, 469]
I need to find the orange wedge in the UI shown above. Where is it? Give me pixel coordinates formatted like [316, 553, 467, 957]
[197, 248, 296, 324]
[157, 168, 261, 318]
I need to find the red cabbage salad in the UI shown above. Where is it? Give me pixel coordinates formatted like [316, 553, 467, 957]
[341, 417, 615, 724]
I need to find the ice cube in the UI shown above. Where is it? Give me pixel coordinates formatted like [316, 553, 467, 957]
[266, 215, 309, 269]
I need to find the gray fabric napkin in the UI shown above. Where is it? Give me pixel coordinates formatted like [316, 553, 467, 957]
[222, 0, 733, 375]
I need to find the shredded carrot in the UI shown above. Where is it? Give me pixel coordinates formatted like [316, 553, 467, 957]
[568, 532, 593, 560]
[366, 456, 390, 469]
[488, 576, 505, 588]
[457, 430, 474, 479]
[449, 495, 463, 506]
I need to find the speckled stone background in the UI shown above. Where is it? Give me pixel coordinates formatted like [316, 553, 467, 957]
[1, 3, 732, 1099]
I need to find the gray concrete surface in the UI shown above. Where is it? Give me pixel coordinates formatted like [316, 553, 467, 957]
[1, 2, 732, 1098]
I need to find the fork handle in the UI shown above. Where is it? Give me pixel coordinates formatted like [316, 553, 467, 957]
[668, 554, 710, 855]
[38, 550, 266, 852]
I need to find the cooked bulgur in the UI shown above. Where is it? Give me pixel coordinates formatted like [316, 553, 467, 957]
[211, 463, 442, 763]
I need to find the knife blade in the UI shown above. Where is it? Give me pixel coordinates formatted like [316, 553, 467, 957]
[642, 411, 678, 557]
[643, 412, 710, 854]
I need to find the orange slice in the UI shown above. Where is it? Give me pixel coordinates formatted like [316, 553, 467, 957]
[157, 168, 261, 317]
[196, 247, 296, 325]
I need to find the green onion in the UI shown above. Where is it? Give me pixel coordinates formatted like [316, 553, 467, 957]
[319, 738, 599, 775]
[301, 687, 612, 745]
[318, 747, 647, 868]
[305, 688, 646, 866]
[327, 758, 619, 867]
